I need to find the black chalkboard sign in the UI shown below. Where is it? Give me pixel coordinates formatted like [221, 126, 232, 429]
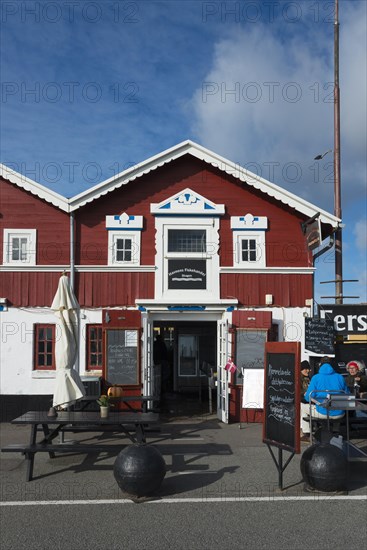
[168, 259, 206, 289]
[105, 329, 139, 385]
[305, 318, 334, 355]
[263, 342, 300, 453]
[235, 329, 267, 384]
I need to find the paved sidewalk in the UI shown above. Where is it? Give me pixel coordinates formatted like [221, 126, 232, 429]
[1, 415, 366, 502]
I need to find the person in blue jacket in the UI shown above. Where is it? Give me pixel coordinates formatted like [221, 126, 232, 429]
[304, 362, 349, 419]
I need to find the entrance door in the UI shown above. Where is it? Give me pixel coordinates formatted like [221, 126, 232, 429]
[178, 333, 199, 387]
[217, 319, 229, 423]
[153, 321, 217, 414]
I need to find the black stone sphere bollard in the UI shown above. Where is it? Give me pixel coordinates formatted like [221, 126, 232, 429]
[113, 444, 166, 497]
[300, 443, 348, 492]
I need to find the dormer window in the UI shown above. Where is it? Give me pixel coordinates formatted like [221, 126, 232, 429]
[231, 214, 268, 268]
[105, 212, 143, 266]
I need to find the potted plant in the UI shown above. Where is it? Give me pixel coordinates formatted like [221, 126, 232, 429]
[97, 395, 111, 418]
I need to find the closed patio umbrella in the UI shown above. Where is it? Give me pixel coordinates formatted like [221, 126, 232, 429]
[50, 274, 85, 413]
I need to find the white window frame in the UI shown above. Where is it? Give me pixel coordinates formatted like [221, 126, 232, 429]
[3, 229, 37, 265]
[233, 231, 266, 268]
[154, 217, 220, 301]
[108, 231, 141, 266]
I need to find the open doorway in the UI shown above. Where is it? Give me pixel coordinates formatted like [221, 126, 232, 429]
[153, 321, 217, 416]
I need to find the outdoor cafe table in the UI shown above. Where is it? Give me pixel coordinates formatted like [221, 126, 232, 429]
[309, 394, 367, 460]
[78, 395, 158, 413]
[1, 410, 160, 481]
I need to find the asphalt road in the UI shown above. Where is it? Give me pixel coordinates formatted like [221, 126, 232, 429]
[1, 418, 366, 549]
[1, 498, 366, 550]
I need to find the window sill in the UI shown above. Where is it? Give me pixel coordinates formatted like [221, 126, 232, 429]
[32, 371, 56, 379]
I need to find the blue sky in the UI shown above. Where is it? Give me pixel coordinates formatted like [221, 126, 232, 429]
[1, 0, 366, 304]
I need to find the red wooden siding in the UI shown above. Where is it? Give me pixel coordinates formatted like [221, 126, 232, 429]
[76, 272, 155, 307]
[232, 310, 272, 328]
[1, 271, 154, 307]
[1, 272, 63, 306]
[76, 156, 312, 268]
[2, 157, 314, 308]
[220, 273, 313, 307]
[0, 179, 70, 265]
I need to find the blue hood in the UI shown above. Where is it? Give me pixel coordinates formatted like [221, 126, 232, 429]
[318, 363, 335, 375]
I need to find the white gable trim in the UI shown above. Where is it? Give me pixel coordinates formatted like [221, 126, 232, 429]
[68, 141, 339, 229]
[1, 143, 340, 231]
[151, 188, 225, 216]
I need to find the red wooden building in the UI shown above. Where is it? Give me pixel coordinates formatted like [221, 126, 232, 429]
[0, 141, 339, 421]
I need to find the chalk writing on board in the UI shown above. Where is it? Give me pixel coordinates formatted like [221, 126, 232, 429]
[264, 352, 296, 450]
[106, 329, 139, 385]
[305, 318, 334, 354]
[267, 364, 294, 425]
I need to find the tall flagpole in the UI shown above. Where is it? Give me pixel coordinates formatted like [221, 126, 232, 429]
[334, 0, 343, 304]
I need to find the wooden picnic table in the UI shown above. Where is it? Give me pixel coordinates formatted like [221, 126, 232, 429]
[1, 410, 160, 481]
[77, 395, 159, 413]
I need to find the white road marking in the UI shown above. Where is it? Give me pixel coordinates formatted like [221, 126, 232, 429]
[1, 495, 366, 506]
[172, 437, 204, 441]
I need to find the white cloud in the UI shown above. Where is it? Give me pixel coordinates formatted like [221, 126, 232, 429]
[189, 1, 367, 213]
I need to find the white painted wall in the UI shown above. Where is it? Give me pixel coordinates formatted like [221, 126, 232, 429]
[0, 305, 310, 395]
[267, 306, 311, 360]
[0, 307, 102, 395]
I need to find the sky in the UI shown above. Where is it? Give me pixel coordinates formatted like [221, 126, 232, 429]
[1, 0, 366, 305]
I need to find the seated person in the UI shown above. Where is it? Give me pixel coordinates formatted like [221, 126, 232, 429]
[345, 360, 367, 396]
[304, 361, 349, 421]
[300, 360, 311, 441]
[345, 361, 367, 419]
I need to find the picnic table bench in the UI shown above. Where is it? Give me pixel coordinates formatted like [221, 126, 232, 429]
[1, 410, 160, 481]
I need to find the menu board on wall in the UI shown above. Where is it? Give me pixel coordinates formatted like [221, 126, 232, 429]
[235, 329, 267, 385]
[263, 342, 300, 454]
[305, 318, 334, 355]
[105, 329, 139, 385]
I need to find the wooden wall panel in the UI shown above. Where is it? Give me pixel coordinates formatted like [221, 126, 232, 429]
[1, 272, 63, 306]
[0, 179, 70, 265]
[76, 272, 155, 307]
[1, 271, 154, 307]
[75, 157, 312, 268]
[221, 273, 312, 307]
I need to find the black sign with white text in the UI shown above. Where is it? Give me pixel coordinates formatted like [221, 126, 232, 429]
[263, 342, 300, 454]
[168, 259, 206, 289]
[319, 305, 367, 336]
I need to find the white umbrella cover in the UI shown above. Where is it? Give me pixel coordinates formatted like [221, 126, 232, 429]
[51, 274, 85, 408]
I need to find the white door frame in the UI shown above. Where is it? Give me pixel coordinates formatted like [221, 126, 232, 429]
[217, 317, 230, 423]
[141, 313, 156, 406]
[141, 310, 232, 420]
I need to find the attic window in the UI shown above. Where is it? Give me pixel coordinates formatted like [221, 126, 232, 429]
[3, 229, 37, 265]
[108, 232, 141, 265]
[231, 214, 268, 268]
[105, 212, 143, 266]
